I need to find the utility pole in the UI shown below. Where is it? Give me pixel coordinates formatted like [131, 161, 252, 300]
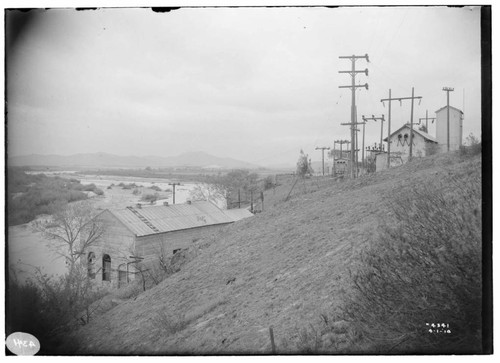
[409, 87, 415, 159]
[355, 125, 359, 175]
[315, 146, 330, 176]
[381, 89, 392, 168]
[168, 182, 181, 204]
[362, 114, 385, 167]
[331, 142, 336, 176]
[418, 110, 435, 133]
[339, 54, 369, 178]
[381, 88, 422, 163]
[443, 87, 454, 152]
[341, 121, 364, 176]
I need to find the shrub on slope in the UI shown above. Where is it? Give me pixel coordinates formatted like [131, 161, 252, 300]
[343, 161, 482, 353]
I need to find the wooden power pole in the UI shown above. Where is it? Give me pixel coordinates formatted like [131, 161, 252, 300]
[338, 54, 369, 178]
[168, 182, 181, 204]
[381, 88, 422, 163]
[315, 146, 330, 176]
[419, 110, 435, 133]
[443, 87, 454, 152]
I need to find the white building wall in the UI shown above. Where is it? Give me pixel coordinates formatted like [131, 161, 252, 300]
[88, 210, 137, 289]
[435, 107, 463, 151]
[88, 212, 231, 288]
[135, 223, 229, 261]
[375, 153, 404, 171]
[388, 127, 429, 162]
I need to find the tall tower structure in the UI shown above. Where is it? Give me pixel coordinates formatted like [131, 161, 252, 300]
[435, 106, 464, 152]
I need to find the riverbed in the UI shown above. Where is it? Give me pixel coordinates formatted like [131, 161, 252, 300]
[8, 173, 224, 283]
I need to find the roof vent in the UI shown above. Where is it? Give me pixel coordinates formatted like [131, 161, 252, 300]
[187, 200, 192, 205]
[163, 201, 169, 206]
[136, 203, 142, 209]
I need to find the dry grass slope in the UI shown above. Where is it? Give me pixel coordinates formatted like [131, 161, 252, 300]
[68, 150, 483, 355]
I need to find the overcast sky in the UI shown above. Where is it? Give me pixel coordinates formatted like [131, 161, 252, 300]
[6, 5, 483, 167]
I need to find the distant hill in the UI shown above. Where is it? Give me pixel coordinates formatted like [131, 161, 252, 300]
[7, 151, 261, 169]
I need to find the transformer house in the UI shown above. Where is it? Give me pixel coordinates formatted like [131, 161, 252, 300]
[333, 158, 349, 177]
[87, 201, 253, 288]
[382, 123, 439, 165]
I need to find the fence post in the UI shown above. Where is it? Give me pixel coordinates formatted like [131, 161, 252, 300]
[285, 177, 299, 201]
[269, 326, 276, 354]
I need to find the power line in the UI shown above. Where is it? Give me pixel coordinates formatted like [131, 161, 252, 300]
[338, 54, 369, 178]
[418, 110, 435, 132]
[361, 114, 385, 168]
[380, 88, 422, 166]
[372, 9, 408, 67]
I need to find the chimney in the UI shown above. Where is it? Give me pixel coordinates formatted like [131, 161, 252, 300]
[187, 200, 192, 205]
[163, 201, 169, 206]
[136, 203, 142, 209]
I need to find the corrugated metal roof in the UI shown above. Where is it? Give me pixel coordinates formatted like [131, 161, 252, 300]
[109, 201, 249, 237]
[222, 208, 254, 221]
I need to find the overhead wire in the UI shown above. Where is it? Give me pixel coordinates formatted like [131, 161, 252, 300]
[371, 8, 408, 68]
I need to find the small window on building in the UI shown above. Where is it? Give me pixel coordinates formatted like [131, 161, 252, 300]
[87, 252, 96, 279]
[103, 254, 111, 282]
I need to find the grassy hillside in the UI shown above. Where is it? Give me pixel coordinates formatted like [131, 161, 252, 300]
[67, 150, 483, 355]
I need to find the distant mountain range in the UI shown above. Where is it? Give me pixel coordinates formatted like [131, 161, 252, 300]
[8, 151, 262, 170]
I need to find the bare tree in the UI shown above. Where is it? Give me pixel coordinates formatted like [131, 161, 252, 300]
[14, 201, 109, 334]
[32, 201, 106, 309]
[33, 200, 105, 274]
[189, 182, 228, 209]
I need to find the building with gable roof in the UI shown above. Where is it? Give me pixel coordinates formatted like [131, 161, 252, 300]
[87, 201, 253, 288]
[376, 123, 439, 170]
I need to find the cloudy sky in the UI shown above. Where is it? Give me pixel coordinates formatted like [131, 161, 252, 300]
[6, 4, 483, 167]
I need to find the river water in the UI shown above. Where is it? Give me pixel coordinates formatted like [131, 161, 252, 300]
[8, 173, 225, 283]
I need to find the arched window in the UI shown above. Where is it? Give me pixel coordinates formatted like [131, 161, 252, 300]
[118, 263, 128, 288]
[87, 252, 96, 279]
[397, 134, 403, 146]
[102, 254, 111, 282]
